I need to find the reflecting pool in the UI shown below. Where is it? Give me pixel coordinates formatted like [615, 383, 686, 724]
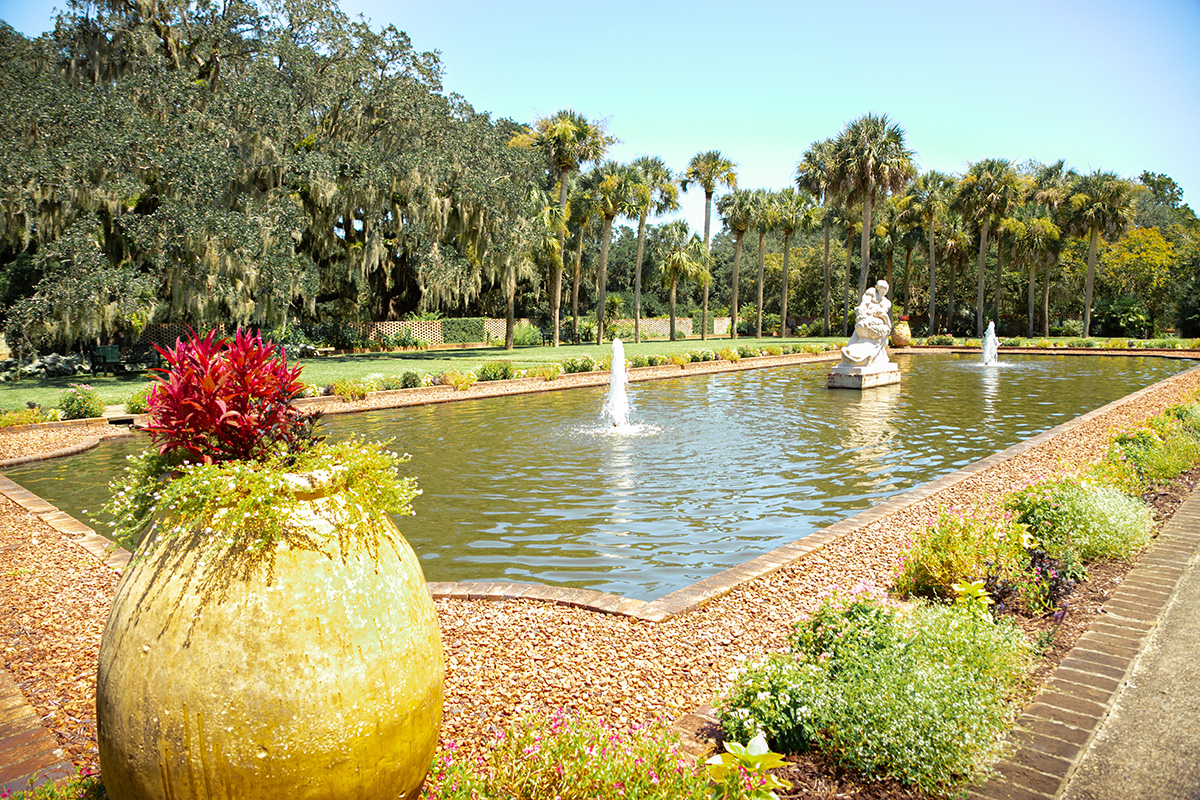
[5, 353, 1191, 600]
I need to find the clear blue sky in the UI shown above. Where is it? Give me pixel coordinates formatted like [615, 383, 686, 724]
[3, 0, 1197, 234]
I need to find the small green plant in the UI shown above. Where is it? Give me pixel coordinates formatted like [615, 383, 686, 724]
[561, 354, 599, 374]
[418, 713, 766, 800]
[927, 333, 957, 346]
[58, 383, 106, 419]
[3, 770, 106, 798]
[717, 347, 740, 362]
[401, 371, 421, 389]
[0, 406, 52, 427]
[630, 354, 649, 368]
[894, 512, 1027, 599]
[668, 352, 691, 367]
[124, 383, 156, 414]
[646, 353, 669, 366]
[333, 379, 370, 402]
[764, 345, 783, 356]
[441, 370, 477, 391]
[476, 360, 516, 382]
[529, 362, 563, 381]
[705, 734, 792, 800]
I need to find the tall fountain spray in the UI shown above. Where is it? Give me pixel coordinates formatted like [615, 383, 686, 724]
[601, 338, 631, 428]
[982, 321, 1000, 365]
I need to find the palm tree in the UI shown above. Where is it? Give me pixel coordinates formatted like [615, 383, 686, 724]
[1069, 170, 1134, 337]
[903, 170, 955, 333]
[773, 188, 818, 336]
[750, 189, 776, 338]
[510, 110, 612, 346]
[566, 187, 599, 342]
[716, 188, 757, 340]
[681, 150, 737, 340]
[796, 138, 838, 335]
[939, 210, 973, 334]
[584, 161, 638, 343]
[831, 113, 915, 296]
[655, 220, 708, 341]
[954, 158, 1019, 336]
[627, 157, 680, 343]
[1032, 160, 1073, 337]
[1008, 205, 1060, 337]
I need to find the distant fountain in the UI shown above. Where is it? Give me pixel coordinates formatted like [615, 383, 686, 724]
[601, 338, 631, 428]
[982, 321, 1000, 365]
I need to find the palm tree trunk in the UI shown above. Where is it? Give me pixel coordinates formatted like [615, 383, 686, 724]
[948, 259, 957, 334]
[858, 193, 873, 295]
[902, 246, 912, 317]
[822, 219, 832, 336]
[1026, 257, 1036, 338]
[780, 234, 792, 338]
[552, 167, 569, 347]
[844, 231, 854, 336]
[992, 240, 1011, 325]
[927, 219, 937, 334]
[572, 227, 585, 341]
[701, 191, 713, 341]
[633, 212, 648, 344]
[730, 231, 744, 340]
[596, 216, 614, 344]
[1083, 225, 1099, 338]
[669, 276, 678, 341]
[755, 230, 766, 339]
[975, 217, 990, 337]
[1041, 255, 1053, 337]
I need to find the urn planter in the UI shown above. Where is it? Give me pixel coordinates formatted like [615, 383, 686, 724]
[97, 472, 444, 800]
[891, 320, 912, 347]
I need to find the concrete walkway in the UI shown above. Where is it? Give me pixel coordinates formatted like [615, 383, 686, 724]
[971, 486, 1200, 800]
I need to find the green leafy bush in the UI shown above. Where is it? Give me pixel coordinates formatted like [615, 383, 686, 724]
[512, 323, 541, 347]
[58, 383, 106, 419]
[440, 317, 487, 344]
[926, 333, 957, 346]
[646, 353, 669, 366]
[529, 362, 562, 381]
[401, 371, 421, 389]
[420, 713, 769, 800]
[124, 383, 156, 414]
[629, 354, 649, 368]
[561, 354, 598, 374]
[1008, 479, 1154, 561]
[894, 512, 1028, 600]
[440, 370, 476, 390]
[333, 379, 370, 402]
[476, 360, 515, 382]
[1109, 412, 1200, 483]
[720, 597, 1030, 795]
[717, 347, 740, 362]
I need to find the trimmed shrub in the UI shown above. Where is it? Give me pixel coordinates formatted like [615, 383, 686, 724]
[441, 317, 488, 344]
[333, 379, 370, 402]
[0, 406, 52, 427]
[476, 360, 516, 382]
[511, 323, 541, 347]
[561, 355, 598, 374]
[401, 371, 421, 389]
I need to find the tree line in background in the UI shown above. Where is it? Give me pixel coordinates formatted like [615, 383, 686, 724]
[1, 0, 1197, 354]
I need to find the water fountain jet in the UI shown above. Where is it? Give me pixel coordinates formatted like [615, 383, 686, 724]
[982, 321, 1000, 365]
[601, 338, 631, 428]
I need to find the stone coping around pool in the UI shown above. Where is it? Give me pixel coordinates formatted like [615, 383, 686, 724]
[0, 428, 140, 469]
[1, 361, 1196, 625]
[0, 416, 113, 435]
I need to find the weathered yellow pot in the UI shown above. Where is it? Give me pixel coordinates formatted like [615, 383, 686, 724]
[96, 473, 444, 800]
[891, 320, 912, 347]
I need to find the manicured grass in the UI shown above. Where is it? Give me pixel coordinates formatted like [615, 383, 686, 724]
[0, 336, 836, 412]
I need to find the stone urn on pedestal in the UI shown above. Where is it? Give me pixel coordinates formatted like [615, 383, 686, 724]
[891, 316, 912, 347]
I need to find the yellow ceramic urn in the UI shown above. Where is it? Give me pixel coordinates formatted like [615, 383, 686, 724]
[891, 320, 912, 347]
[96, 474, 444, 800]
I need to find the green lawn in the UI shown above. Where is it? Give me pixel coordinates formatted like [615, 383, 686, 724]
[0, 336, 836, 412]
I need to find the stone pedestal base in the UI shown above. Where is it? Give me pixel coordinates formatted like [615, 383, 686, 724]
[827, 363, 901, 390]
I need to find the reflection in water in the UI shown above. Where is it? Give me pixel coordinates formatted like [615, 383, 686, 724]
[4, 354, 1192, 600]
[839, 381, 900, 479]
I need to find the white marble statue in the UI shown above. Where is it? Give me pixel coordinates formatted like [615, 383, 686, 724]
[838, 279, 894, 369]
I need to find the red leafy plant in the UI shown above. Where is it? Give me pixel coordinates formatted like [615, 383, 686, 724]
[146, 328, 310, 464]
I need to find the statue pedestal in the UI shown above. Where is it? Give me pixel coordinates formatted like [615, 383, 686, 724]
[827, 363, 901, 390]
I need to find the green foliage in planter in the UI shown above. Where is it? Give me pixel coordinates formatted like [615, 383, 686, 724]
[1108, 405, 1200, 483]
[440, 317, 488, 344]
[124, 383, 156, 414]
[645, 353, 669, 366]
[894, 512, 1028, 600]
[629, 354, 649, 368]
[420, 713, 772, 800]
[476, 360, 515, 382]
[529, 362, 562, 381]
[926, 333, 957, 346]
[58, 383, 105, 419]
[561, 354, 598, 374]
[401, 371, 422, 389]
[108, 438, 416, 555]
[440, 370, 476, 390]
[720, 596, 1030, 796]
[717, 347, 740, 362]
[1007, 479, 1153, 561]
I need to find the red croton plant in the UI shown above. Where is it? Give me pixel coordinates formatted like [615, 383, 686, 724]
[146, 329, 310, 464]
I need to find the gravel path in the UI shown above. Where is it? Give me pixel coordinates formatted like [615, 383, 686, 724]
[0, 361, 1197, 772]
